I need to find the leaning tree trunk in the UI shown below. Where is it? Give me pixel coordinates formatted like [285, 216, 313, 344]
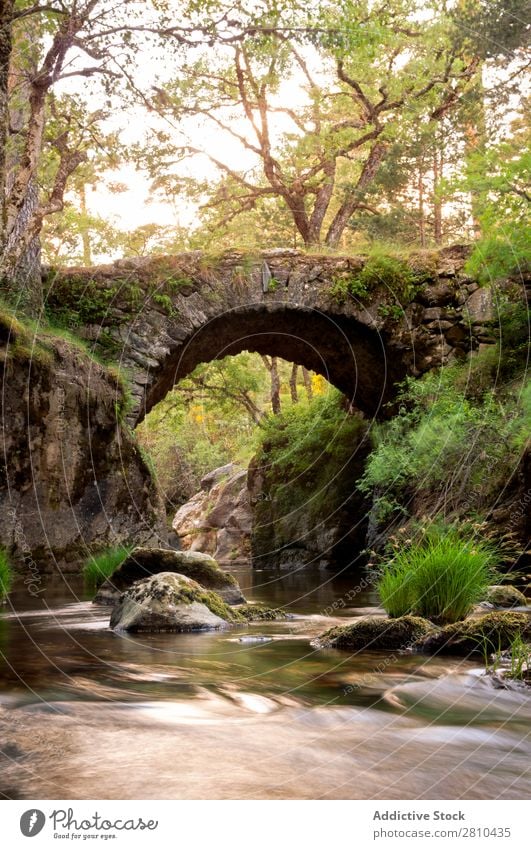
[1, 12, 43, 316]
[3, 178, 43, 313]
[0, 0, 14, 250]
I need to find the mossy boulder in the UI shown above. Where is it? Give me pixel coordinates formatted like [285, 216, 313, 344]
[415, 611, 531, 656]
[109, 572, 246, 633]
[94, 547, 245, 606]
[313, 615, 433, 651]
[236, 603, 289, 621]
[483, 585, 528, 608]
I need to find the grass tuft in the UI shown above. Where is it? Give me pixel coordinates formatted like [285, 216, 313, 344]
[377, 525, 498, 624]
[83, 545, 134, 588]
[0, 548, 13, 599]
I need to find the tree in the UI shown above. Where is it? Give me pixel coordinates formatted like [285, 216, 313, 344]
[0, 0, 249, 309]
[261, 355, 281, 414]
[175, 354, 268, 426]
[460, 115, 531, 281]
[144, 1, 482, 248]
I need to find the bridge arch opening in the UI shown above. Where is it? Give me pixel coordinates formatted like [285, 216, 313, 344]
[133, 302, 396, 570]
[134, 303, 405, 425]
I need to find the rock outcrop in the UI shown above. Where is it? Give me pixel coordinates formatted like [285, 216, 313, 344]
[414, 612, 531, 656]
[109, 572, 235, 632]
[484, 585, 528, 608]
[0, 315, 165, 571]
[313, 615, 433, 651]
[249, 411, 370, 570]
[172, 464, 252, 565]
[95, 546, 245, 605]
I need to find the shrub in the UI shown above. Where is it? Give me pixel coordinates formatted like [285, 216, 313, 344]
[359, 357, 530, 521]
[0, 548, 13, 599]
[83, 545, 133, 588]
[330, 252, 418, 304]
[377, 526, 498, 624]
[465, 222, 530, 284]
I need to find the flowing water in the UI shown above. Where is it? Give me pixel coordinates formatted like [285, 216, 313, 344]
[1, 566, 530, 799]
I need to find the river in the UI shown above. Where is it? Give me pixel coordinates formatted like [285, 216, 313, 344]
[1, 566, 530, 799]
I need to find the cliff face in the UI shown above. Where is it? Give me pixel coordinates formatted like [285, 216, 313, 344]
[248, 401, 371, 571]
[172, 464, 252, 565]
[0, 316, 165, 572]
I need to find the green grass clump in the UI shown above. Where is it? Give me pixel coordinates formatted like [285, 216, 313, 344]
[378, 557, 417, 619]
[377, 526, 498, 624]
[0, 548, 13, 599]
[330, 251, 426, 305]
[83, 545, 133, 588]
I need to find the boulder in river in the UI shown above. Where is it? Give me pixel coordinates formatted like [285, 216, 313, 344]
[313, 615, 433, 651]
[414, 611, 531, 656]
[94, 547, 246, 606]
[236, 603, 290, 621]
[483, 585, 528, 608]
[109, 572, 238, 633]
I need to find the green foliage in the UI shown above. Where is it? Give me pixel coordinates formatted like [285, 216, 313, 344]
[83, 545, 133, 588]
[506, 634, 531, 681]
[137, 352, 269, 507]
[44, 267, 187, 334]
[359, 330, 531, 522]
[0, 549, 13, 599]
[0, 302, 51, 364]
[461, 122, 530, 283]
[257, 388, 364, 487]
[377, 525, 498, 624]
[330, 252, 424, 304]
[466, 222, 531, 284]
[253, 388, 368, 561]
[357, 254, 416, 298]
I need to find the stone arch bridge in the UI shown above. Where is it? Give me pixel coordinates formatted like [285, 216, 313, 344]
[46, 245, 494, 424]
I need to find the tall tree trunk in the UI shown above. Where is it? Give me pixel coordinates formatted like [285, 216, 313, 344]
[269, 357, 281, 414]
[80, 182, 92, 265]
[433, 144, 443, 246]
[289, 363, 298, 404]
[302, 367, 313, 401]
[261, 355, 281, 415]
[325, 142, 386, 248]
[5, 178, 42, 312]
[0, 0, 13, 253]
[1, 9, 43, 314]
[418, 154, 426, 248]
[464, 76, 487, 239]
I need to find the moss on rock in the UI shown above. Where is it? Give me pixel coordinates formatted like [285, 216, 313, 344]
[94, 547, 245, 605]
[236, 603, 289, 621]
[110, 571, 244, 632]
[415, 611, 531, 656]
[484, 585, 528, 608]
[314, 615, 433, 651]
